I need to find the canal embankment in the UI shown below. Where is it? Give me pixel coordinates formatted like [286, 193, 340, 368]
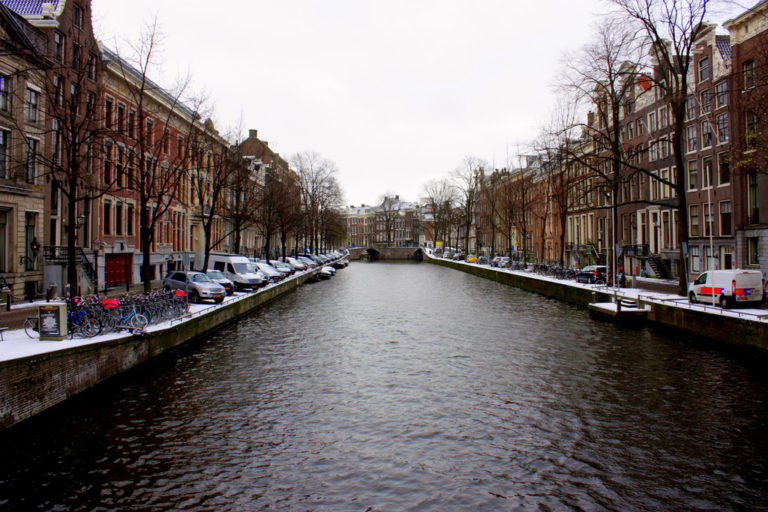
[425, 253, 768, 352]
[0, 270, 317, 431]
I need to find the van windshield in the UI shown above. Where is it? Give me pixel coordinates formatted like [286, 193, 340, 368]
[233, 263, 250, 273]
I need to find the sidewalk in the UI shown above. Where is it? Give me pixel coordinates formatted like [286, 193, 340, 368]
[0, 281, 163, 329]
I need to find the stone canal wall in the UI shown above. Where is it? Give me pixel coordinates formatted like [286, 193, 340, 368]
[0, 273, 313, 431]
[427, 256, 768, 352]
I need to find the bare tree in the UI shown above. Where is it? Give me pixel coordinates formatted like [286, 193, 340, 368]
[106, 19, 199, 291]
[292, 150, 339, 253]
[422, 179, 457, 250]
[453, 155, 487, 253]
[611, 0, 712, 294]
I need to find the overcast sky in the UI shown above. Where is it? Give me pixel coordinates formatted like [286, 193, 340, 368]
[91, 1, 741, 207]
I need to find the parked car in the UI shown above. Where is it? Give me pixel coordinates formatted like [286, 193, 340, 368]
[477, 256, 489, 265]
[688, 269, 765, 308]
[163, 271, 227, 304]
[253, 261, 285, 281]
[269, 260, 294, 276]
[208, 254, 266, 291]
[285, 257, 308, 271]
[575, 265, 607, 284]
[205, 269, 235, 295]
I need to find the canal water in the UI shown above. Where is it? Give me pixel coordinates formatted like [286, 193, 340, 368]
[2, 262, 768, 511]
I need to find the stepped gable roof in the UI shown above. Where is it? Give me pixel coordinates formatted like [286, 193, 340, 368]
[715, 35, 732, 62]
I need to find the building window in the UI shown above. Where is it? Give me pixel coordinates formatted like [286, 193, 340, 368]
[25, 88, 39, 122]
[688, 160, 698, 190]
[87, 53, 97, 80]
[649, 111, 657, 132]
[103, 199, 111, 235]
[54, 32, 64, 63]
[743, 60, 755, 89]
[104, 97, 113, 129]
[85, 91, 94, 118]
[0, 74, 10, 112]
[687, 124, 697, 152]
[73, 4, 83, 28]
[685, 96, 695, 120]
[748, 237, 759, 265]
[70, 83, 79, 115]
[715, 81, 727, 108]
[690, 204, 700, 236]
[24, 212, 36, 271]
[72, 42, 81, 70]
[649, 140, 658, 161]
[690, 245, 700, 273]
[699, 57, 710, 81]
[0, 130, 7, 179]
[51, 119, 60, 164]
[701, 90, 712, 114]
[746, 110, 758, 150]
[0, 209, 6, 271]
[719, 201, 731, 236]
[115, 146, 124, 187]
[115, 201, 123, 236]
[702, 157, 713, 189]
[146, 119, 154, 146]
[659, 106, 668, 128]
[117, 103, 125, 133]
[126, 203, 134, 236]
[748, 172, 759, 224]
[128, 110, 136, 138]
[25, 138, 37, 184]
[637, 118, 645, 135]
[701, 120, 712, 148]
[703, 203, 712, 236]
[718, 153, 730, 186]
[716, 114, 728, 143]
[104, 143, 113, 184]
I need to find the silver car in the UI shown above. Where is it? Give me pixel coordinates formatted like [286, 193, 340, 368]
[163, 271, 227, 304]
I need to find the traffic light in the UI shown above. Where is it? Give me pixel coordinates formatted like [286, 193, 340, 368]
[30, 238, 40, 255]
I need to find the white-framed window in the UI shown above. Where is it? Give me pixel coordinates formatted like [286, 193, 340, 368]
[701, 90, 712, 114]
[649, 140, 658, 161]
[25, 137, 38, 184]
[690, 204, 700, 237]
[0, 129, 8, 179]
[702, 157, 713, 189]
[688, 160, 698, 190]
[649, 111, 657, 132]
[687, 125, 697, 153]
[718, 153, 730, 186]
[699, 57, 710, 81]
[685, 96, 695, 120]
[719, 201, 732, 236]
[25, 87, 39, 122]
[659, 106, 668, 128]
[716, 114, 728, 143]
[743, 60, 755, 90]
[715, 81, 728, 108]
[0, 74, 10, 112]
[103, 198, 112, 235]
[690, 245, 700, 273]
[104, 96, 113, 129]
[702, 120, 713, 148]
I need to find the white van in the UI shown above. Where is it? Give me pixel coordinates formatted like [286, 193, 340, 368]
[208, 254, 266, 291]
[688, 269, 765, 308]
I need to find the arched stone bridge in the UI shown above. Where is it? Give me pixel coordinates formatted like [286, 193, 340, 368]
[347, 246, 424, 261]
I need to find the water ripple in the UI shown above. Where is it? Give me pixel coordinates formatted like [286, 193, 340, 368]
[2, 262, 768, 511]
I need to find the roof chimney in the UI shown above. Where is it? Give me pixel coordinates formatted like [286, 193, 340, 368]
[249, 129, 258, 139]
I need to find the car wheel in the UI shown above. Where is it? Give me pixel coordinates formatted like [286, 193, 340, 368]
[188, 290, 199, 304]
[689, 292, 697, 304]
[719, 295, 730, 309]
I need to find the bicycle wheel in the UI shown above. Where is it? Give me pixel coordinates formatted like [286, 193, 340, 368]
[81, 318, 102, 337]
[130, 313, 149, 330]
[24, 318, 38, 338]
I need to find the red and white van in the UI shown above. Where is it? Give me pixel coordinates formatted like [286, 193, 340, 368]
[688, 269, 766, 308]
